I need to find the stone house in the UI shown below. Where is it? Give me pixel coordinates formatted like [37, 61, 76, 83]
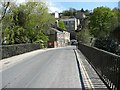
[48, 27, 70, 48]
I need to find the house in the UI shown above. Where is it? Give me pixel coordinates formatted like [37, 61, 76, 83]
[75, 11, 86, 29]
[48, 27, 70, 48]
[75, 12, 86, 20]
[60, 18, 79, 32]
[60, 17, 80, 39]
[55, 11, 59, 18]
[63, 31, 70, 46]
[51, 11, 86, 40]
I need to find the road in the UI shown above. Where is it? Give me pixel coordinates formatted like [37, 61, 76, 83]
[1, 46, 81, 88]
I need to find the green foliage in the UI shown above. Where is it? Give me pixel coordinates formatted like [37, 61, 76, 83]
[35, 32, 49, 43]
[77, 29, 92, 45]
[94, 37, 119, 54]
[3, 27, 14, 44]
[88, 7, 120, 55]
[77, 13, 92, 45]
[81, 8, 84, 12]
[13, 26, 27, 44]
[58, 21, 66, 30]
[84, 9, 91, 16]
[35, 32, 49, 48]
[3, 26, 27, 44]
[2, 2, 55, 45]
[111, 9, 120, 43]
[89, 7, 115, 38]
[62, 8, 77, 16]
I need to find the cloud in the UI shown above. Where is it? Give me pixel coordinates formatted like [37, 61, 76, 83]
[16, 0, 25, 3]
[46, 1, 65, 13]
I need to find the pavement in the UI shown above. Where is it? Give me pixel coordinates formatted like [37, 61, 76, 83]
[0, 48, 58, 71]
[0, 46, 108, 89]
[76, 50, 108, 89]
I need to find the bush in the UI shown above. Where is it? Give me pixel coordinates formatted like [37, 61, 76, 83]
[94, 37, 119, 54]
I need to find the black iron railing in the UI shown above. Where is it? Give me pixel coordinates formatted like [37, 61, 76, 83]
[78, 43, 120, 90]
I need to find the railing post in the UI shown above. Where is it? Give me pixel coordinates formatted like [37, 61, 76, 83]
[118, 58, 120, 90]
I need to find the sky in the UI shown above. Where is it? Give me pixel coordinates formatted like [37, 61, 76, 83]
[49, 2, 118, 12]
[16, 0, 119, 13]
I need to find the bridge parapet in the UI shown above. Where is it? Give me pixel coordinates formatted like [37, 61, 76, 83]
[78, 43, 120, 90]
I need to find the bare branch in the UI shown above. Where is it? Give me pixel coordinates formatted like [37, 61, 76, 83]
[0, 2, 10, 22]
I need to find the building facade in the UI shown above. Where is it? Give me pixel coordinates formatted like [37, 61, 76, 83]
[48, 27, 70, 48]
[60, 18, 79, 32]
[55, 11, 59, 18]
[52, 11, 86, 40]
[60, 18, 80, 39]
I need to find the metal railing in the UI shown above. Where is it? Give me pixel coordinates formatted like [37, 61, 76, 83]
[78, 43, 120, 90]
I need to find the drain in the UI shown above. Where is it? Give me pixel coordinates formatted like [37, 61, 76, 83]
[4, 62, 10, 64]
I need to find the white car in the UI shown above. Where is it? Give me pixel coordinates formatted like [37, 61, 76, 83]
[70, 39, 78, 45]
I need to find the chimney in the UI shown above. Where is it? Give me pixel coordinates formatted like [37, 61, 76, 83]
[55, 11, 59, 18]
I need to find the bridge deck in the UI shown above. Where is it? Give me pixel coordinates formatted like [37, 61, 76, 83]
[1, 46, 109, 89]
[76, 49, 108, 89]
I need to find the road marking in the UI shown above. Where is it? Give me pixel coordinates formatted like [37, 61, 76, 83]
[75, 50, 94, 89]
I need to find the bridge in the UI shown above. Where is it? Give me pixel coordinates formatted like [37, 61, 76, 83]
[0, 44, 120, 90]
[78, 43, 120, 90]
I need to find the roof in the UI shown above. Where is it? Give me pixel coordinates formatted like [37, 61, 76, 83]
[60, 18, 77, 22]
[60, 16, 75, 19]
[75, 12, 86, 19]
[50, 25, 64, 32]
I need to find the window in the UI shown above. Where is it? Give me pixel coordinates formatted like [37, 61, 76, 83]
[71, 21, 74, 24]
[71, 25, 74, 27]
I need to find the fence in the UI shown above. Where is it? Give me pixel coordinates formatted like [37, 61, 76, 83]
[1, 43, 41, 59]
[78, 43, 120, 90]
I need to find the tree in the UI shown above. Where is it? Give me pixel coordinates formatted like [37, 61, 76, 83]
[84, 9, 90, 16]
[89, 7, 115, 38]
[2, 2, 18, 44]
[77, 16, 92, 45]
[112, 8, 120, 43]
[94, 37, 119, 54]
[58, 21, 66, 30]
[0, 1, 10, 22]
[118, 1, 120, 9]
[2, 2, 55, 45]
[81, 8, 84, 12]
[0, 0, 12, 45]
[77, 29, 91, 45]
[23, 2, 54, 43]
[35, 32, 49, 48]
[89, 7, 120, 55]
[62, 8, 77, 16]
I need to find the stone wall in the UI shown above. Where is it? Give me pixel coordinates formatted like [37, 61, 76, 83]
[1, 44, 41, 59]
